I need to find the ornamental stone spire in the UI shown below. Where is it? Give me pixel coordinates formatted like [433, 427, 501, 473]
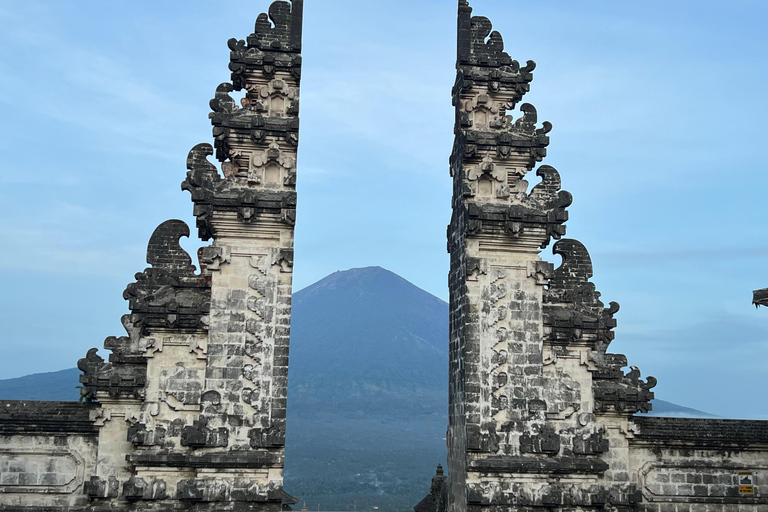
[74, 2, 303, 509]
[446, 2, 655, 510]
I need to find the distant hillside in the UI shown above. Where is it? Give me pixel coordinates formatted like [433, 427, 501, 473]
[0, 266, 714, 511]
[638, 399, 715, 418]
[285, 267, 449, 511]
[0, 368, 81, 401]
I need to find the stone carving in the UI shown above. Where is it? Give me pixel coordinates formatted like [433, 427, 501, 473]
[519, 426, 561, 455]
[127, 422, 166, 447]
[593, 360, 657, 414]
[754, 286, 768, 307]
[84, 476, 119, 499]
[572, 431, 609, 456]
[78, 220, 210, 402]
[77, 348, 146, 400]
[248, 422, 285, 448]
[543, 239, 619, 348]
[177, 477, 282, 503]
[210, 82, 239, 115]
[542, 238, 656, 414]
[182, 141, 298, 240]
[180, 419, 229, 448]
[200, 245, 231, 271]
[123, 219, 211, 333]
[123, 476, 167, 501]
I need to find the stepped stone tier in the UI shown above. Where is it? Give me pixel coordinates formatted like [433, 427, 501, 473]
[0, 1, 303, 511]
[441, 1, 768, 512]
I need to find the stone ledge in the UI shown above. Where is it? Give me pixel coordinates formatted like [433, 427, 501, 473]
[127, 450, 283, 469]
[632, 416, 768, 447]
[467, 455, 609, 474]
[0, 401, 99, 435]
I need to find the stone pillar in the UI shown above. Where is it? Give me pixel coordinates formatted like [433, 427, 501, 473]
[180, 1, 302, 507]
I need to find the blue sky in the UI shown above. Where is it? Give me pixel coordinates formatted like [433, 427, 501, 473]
[1, 0, 767, 419]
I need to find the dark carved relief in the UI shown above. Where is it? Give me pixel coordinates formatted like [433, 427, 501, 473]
[127, 422, 166, 447]
[519, 427, 561, 455]
[593, 361, 657, 414]
[543, 238, 656, 413]
[182, 143, 298, 241]
[177, 479, 225, 502]
[180, 2, 303, 241]
[123, 476, 167, 501]
[84, 476, 119, 499]
[543, 239, 618, 348]
[464, 163, 571, 247]
[123, 219, 211, 333]
[177, 478, 282, 503]
[465, 479, 641, 508]
[452, 2, 571, 251]
[78, 220, 209, 400]
[454, 103, 553, 185]
[102, 314, 145, 364]
[572, 431, 609, 456]
[466, 422, 500, 453]
[180, 418, 229, 448]
[248, 423, 285, 448]
[233, 0, 303, 68]
[456, 2, 534, 105]
[754, 287, 768, 307]
[77, 348, 146, 401]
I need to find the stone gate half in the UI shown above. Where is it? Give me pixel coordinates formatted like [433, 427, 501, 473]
[444, 2, 768, 512]
[1, 1, 302, 511]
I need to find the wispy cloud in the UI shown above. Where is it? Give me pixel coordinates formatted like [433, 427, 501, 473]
[0, 8, 192, 163]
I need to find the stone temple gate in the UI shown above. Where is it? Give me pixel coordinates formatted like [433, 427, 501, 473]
[1, 1, 768, 511]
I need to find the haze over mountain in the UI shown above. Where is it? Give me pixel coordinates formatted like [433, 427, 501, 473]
[0, 266, 713, 510]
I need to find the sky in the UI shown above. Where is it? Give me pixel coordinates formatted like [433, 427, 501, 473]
[1, 0, 767, 419]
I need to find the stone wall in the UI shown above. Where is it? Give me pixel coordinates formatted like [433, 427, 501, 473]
[0, 401, 99, 511]
[630, 417, 768, 511]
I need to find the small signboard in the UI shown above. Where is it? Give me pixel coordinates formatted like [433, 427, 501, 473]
[739, 471, 755, 495]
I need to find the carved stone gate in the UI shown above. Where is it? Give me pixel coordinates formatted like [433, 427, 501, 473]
[2, 2, 768, 512]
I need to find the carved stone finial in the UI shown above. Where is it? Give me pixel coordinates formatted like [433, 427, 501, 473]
[544, 238, 618, 346]
[468, 16, 511, 68]
[550, 238, 595, 290]
[249, 0, 303, 52]
[123, 220, 210, 334]
[754, 287, 768, 307]
[210, 83, 238, 114]
[146, 220, 196, 275]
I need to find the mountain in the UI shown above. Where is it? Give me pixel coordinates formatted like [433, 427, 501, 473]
[0, 368, 81, 401]
[285, 267, 449, 511]
[637, 399, 715, 418]
[0, 266, 714, 511]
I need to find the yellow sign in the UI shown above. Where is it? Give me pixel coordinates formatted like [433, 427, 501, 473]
[739, 472, 755, 495]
